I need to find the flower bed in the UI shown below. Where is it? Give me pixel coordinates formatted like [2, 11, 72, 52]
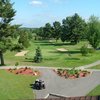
[54, 68, 91, 79]
[6, 67, 40, 76]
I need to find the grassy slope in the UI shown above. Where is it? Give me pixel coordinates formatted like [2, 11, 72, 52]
[4, 40, 100, 68]
[87, 85, 100, 96]
[0, 70, 37, 100]
[89, 64, 100, 69]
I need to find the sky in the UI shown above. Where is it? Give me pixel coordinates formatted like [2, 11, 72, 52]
[11, 0, 100, 28]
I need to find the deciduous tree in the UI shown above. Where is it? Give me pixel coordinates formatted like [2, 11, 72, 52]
[87, 15, 100, 49]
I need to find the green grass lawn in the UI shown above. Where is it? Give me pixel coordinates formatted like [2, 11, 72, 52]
[87, 85, 100, 96]
[4, 40, 100, 68]
[0, 70, 37, 100]
[89, 64, 100, 69]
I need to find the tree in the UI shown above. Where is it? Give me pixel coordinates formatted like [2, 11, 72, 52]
[0, 0, 16, 65]
[87, 15, 100, 49]
[35, 27, 44, 40]
[34, 47, 42, 63]
[61, 17, 71, 42]
[61, 13, 87, 44]
[52, 21, 62, 42]
[43, 23, 53, 39]
[18, 30, 30, 48]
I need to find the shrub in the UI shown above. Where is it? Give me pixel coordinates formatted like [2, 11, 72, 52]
[15, 62, 19, 66]
[34, 47, 42, 63]
[80, 45, 89, 56]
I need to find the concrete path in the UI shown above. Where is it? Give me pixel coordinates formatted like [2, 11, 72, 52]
[77, 60, 100, 69]
[34, 68, 100, 99]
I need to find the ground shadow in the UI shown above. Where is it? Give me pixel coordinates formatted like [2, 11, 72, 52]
[68, 50, 81, 54]
[24, 58, 33, 63]
[49, 50, 80, 54]
[65, 58, 80, 60]
[34, 40, 72, 47]
[39, 42, 72, 47]
[0, 64, 6, 66]
[30, 84, 36, 89]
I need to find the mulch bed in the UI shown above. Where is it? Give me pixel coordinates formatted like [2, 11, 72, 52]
[6, 67, 40, 76]
[54, 69, 91, 79]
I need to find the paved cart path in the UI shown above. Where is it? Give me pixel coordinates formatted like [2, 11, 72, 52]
[77, 60, 100, 69]
[0, 60, 100, 99]
[34, 68, 100, 99]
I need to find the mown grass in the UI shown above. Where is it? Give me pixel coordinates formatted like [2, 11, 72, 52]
[87, 85, 100, 96]
[4, 40, 100, 68]
[0, 70, 37, 100]
[89, 64, 100, 69]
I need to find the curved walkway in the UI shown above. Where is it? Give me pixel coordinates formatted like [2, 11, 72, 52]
[0, 60, 100, 99]
[77, 60, 100, 69]
[34, 68, 100, 99]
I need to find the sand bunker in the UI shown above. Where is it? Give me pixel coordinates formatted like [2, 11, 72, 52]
[15, 51, 28, 56]
[57, 48, 68, 52]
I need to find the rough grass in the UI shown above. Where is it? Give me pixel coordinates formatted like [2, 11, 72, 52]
[4, 40, 100, 68]
[87, 85, 100, 96]
[0, 70, 37, 100]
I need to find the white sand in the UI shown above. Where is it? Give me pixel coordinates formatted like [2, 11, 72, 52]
[57, 48, 68, 52]
[15, 51, 28, 56]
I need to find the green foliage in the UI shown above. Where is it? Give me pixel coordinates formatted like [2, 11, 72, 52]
[18, 30, 30, 48]
[52, 21, 62, 41]
[61, 13, 87, 44]
[11, 43, 24, 52]
[87, 15, 100, 49]
[80, 45, 89, 56]
[0, 0, 16, 65]
[0, 42, 6, 52]
[34, 47, 43, 63]
[43, 23, 53, 39]
[66, 67, 78, 75]
[15, 62, 19, 66]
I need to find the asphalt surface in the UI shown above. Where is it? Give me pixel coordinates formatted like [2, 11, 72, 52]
[34, 68, 100, 99]
[0, 60, 100, 99]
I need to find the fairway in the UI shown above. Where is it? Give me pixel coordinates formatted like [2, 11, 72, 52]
[4, 40, 100, 68]
[0, 70, 37, 100]
[0, 0, 100, 99]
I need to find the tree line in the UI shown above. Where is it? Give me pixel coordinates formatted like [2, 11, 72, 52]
[0, 0, 100, 65]
[35, 14, 100, 48]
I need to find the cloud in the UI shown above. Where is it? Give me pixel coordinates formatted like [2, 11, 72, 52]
[29, 0, 43, 6]
[53, 0, 66, 3]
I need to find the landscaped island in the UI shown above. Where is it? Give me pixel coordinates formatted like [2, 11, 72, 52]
[6, 67, 40, 76]
[54, 68, 91, 79]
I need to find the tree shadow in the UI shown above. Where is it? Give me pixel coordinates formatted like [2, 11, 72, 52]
[39, 42, 72, 46]
[24, 58, 33, 62]
[33, 40, 50, 44]
[49, 50, 80, 54]
[68, 50, 81, 54]
[0, 64, 6, 66]
[34, 40, 73, 47]
[65, 58, 80, 60]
